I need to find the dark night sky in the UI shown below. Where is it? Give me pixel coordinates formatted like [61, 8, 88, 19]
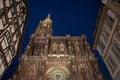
[2, 0, 112, 80]
[22, 0, 101, 52]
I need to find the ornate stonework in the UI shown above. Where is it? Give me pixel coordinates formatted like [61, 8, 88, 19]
[10, 14, 105, 80]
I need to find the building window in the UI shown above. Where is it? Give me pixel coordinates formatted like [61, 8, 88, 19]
[10, 45, 15, 56]
[19, 1, 23, 11]
[97, 40, 105, 54]
[5, 0, 11, 7]
[9, 0, 13, 6]
[1, 40, 7, 50]
[6, 31, 11, 44]
[101, 28, 110, 44]
[99, 40, 105, 50]
[1, 16, 7, 26]
[110, 41, 120, 59]
[116, 27, 120, 41]
[14, 24, 17, 31]
[106, 54, 117, 72]
[0, 9, 3, 16]
[18, 17, 22, 25]
[21, 16, 24, 24]
[5, 52, 11, 64]
[16, 31, 19, 38]
[105, 16, 114, 31]
[0, 58, 5, 76]
[0, 0, 3, 9]
[19, 1, 23, 7]
[0, 52, 2, 59]
[11, 7, 15, 15]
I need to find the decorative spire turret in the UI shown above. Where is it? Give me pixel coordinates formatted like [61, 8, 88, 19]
[41, 14, 52, 28]
[35, 14, 53, 37]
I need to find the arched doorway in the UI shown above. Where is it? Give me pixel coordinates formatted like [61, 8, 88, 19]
[46, 67, 69, 80]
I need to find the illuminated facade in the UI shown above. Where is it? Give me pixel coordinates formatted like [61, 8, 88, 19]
[93, 0, 120, 80]
[0, 0, 28, 78]
[11, 14, 105, 80]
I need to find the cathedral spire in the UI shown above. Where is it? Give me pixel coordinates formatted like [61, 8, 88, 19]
[41, 14, 52, 28]
[35, 14, 53, 36]
[47, 13, 51, 19]
[35, 14, 53, 37]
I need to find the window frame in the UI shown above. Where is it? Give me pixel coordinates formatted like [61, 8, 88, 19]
[116, 27, 120, 41]
[6, 31, 11, 44]
[1, 16, 7, 26]
[110, 41, 120, 59]
[10, 45, 15, 56]
[106, 53, 117, 73]
[101, 27, 110, 43]
[104, 16, 114, 31]
[0, 9, 3, 16]
[11, 7, 15, 15]
[9, 0, 13, 6]
[5, 51, 12, 64]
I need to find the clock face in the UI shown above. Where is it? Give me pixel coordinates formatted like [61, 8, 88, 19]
[46, 67, 69, 80]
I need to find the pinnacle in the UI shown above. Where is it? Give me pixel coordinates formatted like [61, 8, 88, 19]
[47, 13, 51, 19]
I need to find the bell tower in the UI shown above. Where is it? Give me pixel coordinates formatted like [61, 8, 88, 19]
[25, 14, 53, 56]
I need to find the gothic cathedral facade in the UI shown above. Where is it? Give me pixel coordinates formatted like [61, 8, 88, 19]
[10, 14, 105, 80]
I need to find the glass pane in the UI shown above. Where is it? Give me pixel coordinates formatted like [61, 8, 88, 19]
[6, 32, 11, 44]
[111, 42, 120, 59]
[105, 16, 114, 30]
[106, 54, 117, 72]
[116, 28, 120, 41]
[1, 16, 7, 26]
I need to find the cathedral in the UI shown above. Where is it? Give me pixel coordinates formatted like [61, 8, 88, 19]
[10, 14, 105, 80]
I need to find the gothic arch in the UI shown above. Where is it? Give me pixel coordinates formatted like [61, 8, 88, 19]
[52, 43, 58, 51]
[59, 43, 65, 51]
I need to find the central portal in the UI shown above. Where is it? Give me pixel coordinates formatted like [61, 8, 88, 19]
[46, 67, 69, 80]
